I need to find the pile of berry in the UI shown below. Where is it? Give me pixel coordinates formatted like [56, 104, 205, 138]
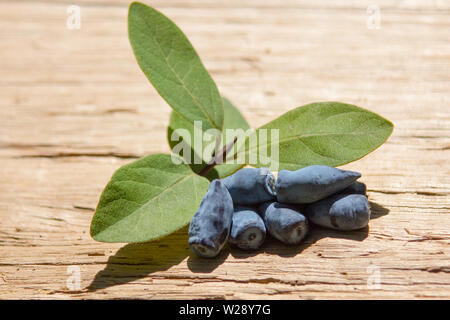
[188, 165, 369, 258]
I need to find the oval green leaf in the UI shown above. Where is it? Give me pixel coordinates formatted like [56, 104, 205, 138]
[128, 2, 223, 131]
[90, 153, 210, 243]
[243, 102, 394, 170]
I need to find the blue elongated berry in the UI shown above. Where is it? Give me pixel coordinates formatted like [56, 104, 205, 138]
[339, 181, 367, 196]
[222, 167, 276, 205]
[258, 202, 308, 245]
[275, 165, 361, 204]
[305, 194, 370, 230]
[188, 180, 234, 258]
[229, 206, 266, 250]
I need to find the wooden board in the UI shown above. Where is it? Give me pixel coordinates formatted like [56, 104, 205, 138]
[0, 0, 449, 299]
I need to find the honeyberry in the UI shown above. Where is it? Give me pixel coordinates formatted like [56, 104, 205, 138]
[222, 167, 276, 205]
[276, 165, 361, 204]
[339, 181, 367, 196]
[229, 206, 266, 250]
[305, 194, 370, 231]
[258, 202, 309, 245]
[188, 179, 234, 258]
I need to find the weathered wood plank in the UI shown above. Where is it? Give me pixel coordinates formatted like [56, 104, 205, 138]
[0, 0, 449, 299]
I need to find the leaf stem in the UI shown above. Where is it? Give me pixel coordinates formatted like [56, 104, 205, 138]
[199, 137, 238, 176]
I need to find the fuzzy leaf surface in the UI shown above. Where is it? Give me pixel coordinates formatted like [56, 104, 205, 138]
[90, 154, 210, 243]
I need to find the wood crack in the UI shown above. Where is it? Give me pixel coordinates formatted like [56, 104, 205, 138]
[15, 152, 141, 159]
[369, 189, 449, 196]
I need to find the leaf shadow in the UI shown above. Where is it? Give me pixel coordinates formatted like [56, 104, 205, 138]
[86, 226, 191, 292]
[86, 201, 390, 286]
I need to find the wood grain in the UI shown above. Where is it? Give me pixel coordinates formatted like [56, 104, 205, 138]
[0, 0, 449, 299]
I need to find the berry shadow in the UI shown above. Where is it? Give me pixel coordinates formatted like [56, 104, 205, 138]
[86, 226, 190, 292]
[228, 245, 260, 259]
[230, 200, 389, 259]
[368, 200, 390, 219]
[257, 225, 370, 258]
[86, 202, 390, 287]
[226, 225, 369, 259]
[186, 249, 229, 273]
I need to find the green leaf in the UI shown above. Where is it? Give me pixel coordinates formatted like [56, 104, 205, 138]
[90, 153, 210, 243]
[167, 96, 251, 180]
[128, 2, 223, 131]
[242, 102, 393, 170]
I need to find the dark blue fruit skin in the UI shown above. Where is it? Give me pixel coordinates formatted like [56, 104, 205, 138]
[339, 181, 367, 196]
[258, 202, 308, 245]
[222, 167, 276, 205]
[229, 206, 266, 250]
[275, 165, 361, 204]
[188, 179, 234, 258]
[305, 194, 370, 231]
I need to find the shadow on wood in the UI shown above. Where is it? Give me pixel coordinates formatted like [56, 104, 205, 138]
[187, 250, 229, 273]
[229, 225, 369, 259]
[230, 200, 389, 259]
[369, 200, 390, 219]
[87, 201, 390, 289]
[86, 226, 190, 292]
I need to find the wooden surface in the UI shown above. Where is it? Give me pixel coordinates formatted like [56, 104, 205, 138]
[1, 0, 449, 299]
